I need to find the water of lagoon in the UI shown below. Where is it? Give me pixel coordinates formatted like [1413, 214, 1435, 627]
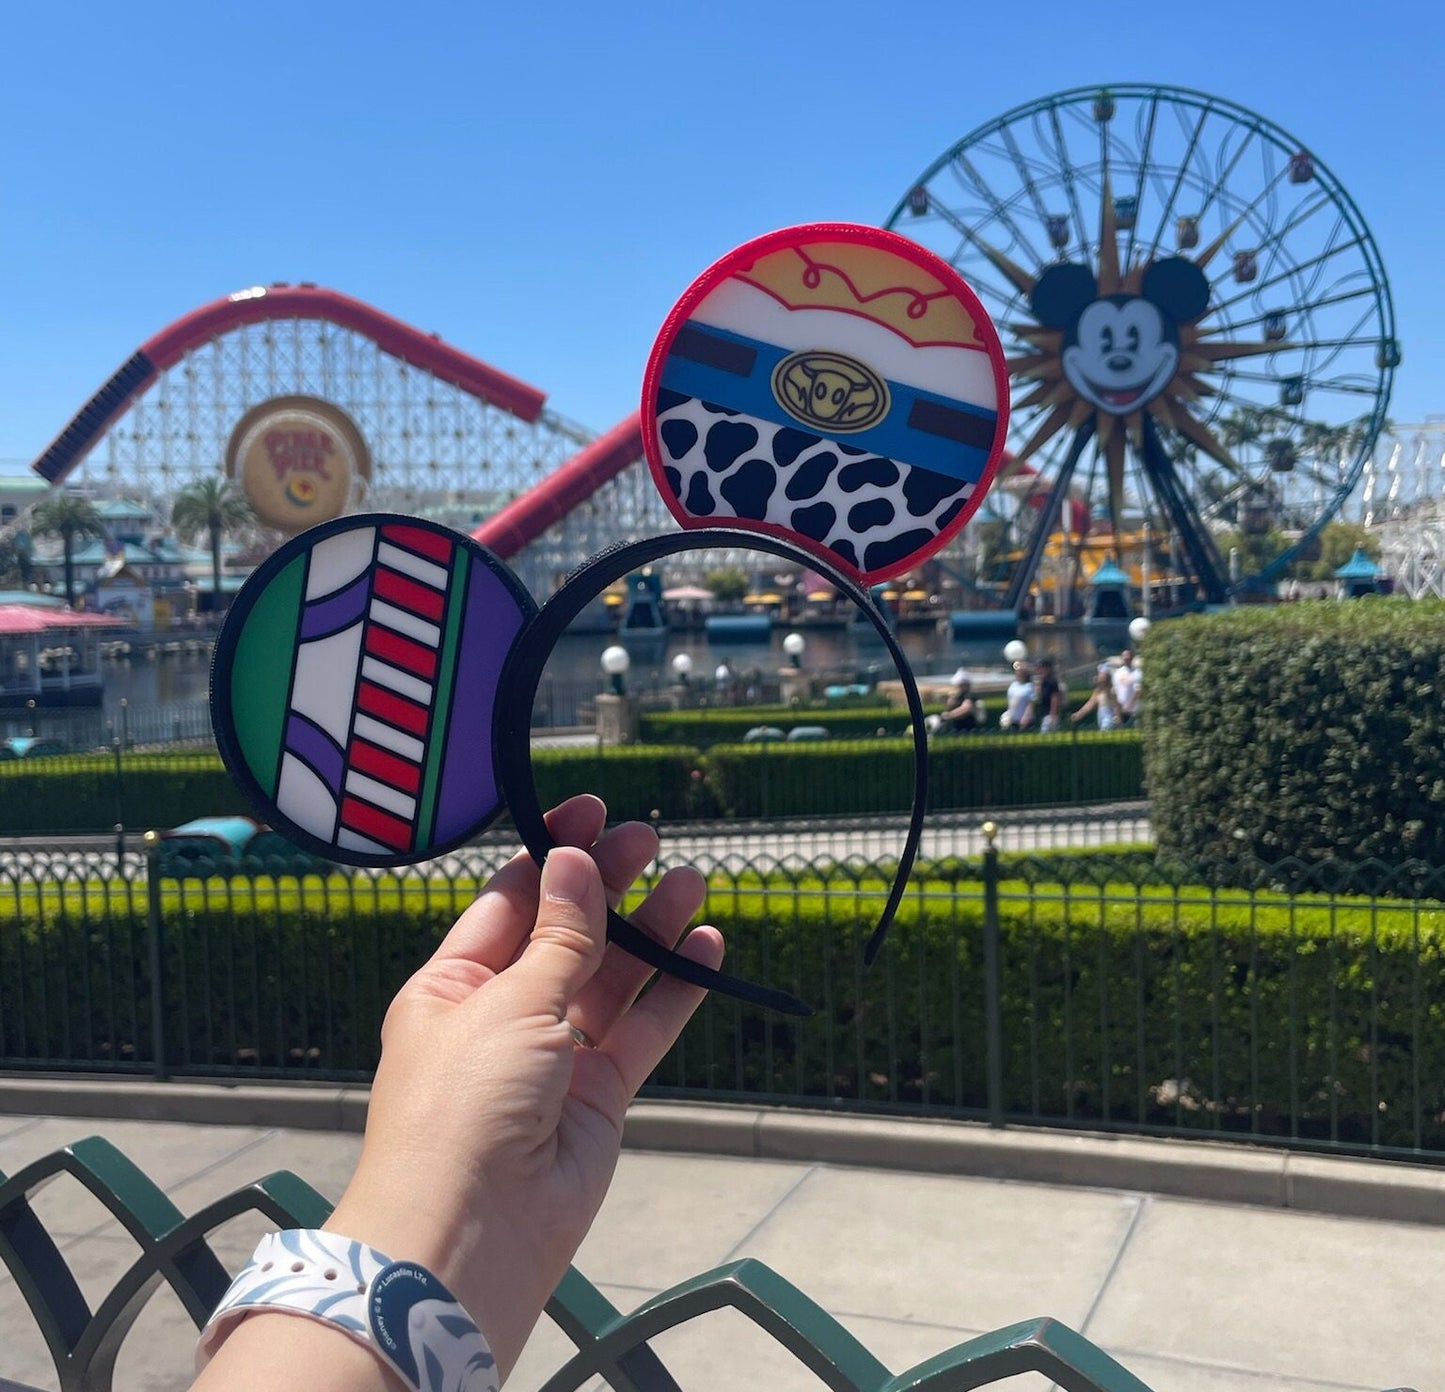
[97, 620, 1118, 718]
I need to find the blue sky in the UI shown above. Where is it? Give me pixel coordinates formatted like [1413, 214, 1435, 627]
[2, 0, 1441, 467]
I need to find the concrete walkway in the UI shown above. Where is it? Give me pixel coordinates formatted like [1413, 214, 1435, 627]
[0, 1087, 1433, 1392]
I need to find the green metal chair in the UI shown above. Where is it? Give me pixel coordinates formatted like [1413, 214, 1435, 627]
[0, 1137, 1419, 1392]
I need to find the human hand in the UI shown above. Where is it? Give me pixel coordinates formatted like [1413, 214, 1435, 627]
[323, 794, 723, 1378]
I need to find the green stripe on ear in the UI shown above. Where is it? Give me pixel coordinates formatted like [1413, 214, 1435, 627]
[230, 554, 305, 798]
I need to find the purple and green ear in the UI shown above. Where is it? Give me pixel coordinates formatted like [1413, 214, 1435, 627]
[212, 514, 536, 866]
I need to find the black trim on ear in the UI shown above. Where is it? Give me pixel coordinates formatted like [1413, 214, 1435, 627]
[1141, 257, 1210, 323]
[1029, 263, 1098, 329]
[493, 529, 932, 1018]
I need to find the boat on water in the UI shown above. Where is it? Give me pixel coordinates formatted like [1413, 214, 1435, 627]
[704, 613, 773, 642]
[0, 606, 114, 708]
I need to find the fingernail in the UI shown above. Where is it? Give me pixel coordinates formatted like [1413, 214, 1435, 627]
[542, 850, 591, 905]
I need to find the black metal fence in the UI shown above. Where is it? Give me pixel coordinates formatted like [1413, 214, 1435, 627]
[0, 698, 214, 749]
[4, 814, 1444, 1165]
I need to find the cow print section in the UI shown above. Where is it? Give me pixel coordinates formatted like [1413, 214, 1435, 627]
[838, 457, 899, 493]
[848, 498, 895, 533]
[661, 418, 699, 460]
[791, 500, 836, 543]
[719, 458, 777, 519]
[865, 528, 935, 574]
[704, 421, 759, 473]
[774, 428, 817, 468]
[784, 451, 839, 502]
[685, 472, 716, 515]
[655, 395, 974, 579]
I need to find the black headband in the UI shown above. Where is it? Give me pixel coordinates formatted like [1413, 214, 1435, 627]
[493, 528, 929, 1018]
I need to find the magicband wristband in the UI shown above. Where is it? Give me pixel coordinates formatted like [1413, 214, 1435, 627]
[196, 1229, 498, 1392]
[492, 528, 931, 1010]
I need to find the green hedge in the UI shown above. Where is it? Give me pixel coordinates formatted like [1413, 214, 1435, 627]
[529, 744, 704, 821]
[0, 734, 1144, 833]
[664, 879, 1445, 1152]
[0, 755, 251, 834]
[702, 732, 1141, 818]
[640, 702, 900, 744]
[1146, 599, 1445, 867]
[4, 870, 1442, 1152]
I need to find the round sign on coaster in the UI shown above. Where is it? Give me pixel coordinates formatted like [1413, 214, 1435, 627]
[211, 514, 536, 865]
[641, 223, 1010, 585]
[225, 395, 372, 533]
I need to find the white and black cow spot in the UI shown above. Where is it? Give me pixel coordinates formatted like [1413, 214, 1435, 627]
[656, 390, 973, 575]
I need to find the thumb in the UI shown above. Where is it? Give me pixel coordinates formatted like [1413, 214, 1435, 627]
[506, 847, 607, 1018]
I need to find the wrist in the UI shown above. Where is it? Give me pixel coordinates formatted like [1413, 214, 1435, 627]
[325, 1168, 557, 1378]
[196, 1230, 499, 1392]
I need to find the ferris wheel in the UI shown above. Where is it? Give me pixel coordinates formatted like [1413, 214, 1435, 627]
[886, 83, 1398, 606]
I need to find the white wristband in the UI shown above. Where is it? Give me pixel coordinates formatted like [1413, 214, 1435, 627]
[196, 1230, 499, 1392]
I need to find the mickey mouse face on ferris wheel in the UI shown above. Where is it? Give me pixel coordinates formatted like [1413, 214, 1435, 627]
[1030, 258, 1210, 417]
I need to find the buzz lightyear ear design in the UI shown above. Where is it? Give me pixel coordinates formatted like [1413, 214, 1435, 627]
[642, 223, 1009, 586]
[212, 515, 531, 866]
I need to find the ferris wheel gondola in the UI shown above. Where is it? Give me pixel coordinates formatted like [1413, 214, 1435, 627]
[886, 83, 1397, 608]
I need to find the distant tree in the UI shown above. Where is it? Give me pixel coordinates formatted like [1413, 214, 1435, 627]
[704, 567, 748, 604]
[0, 531, 32, 589]
[1305, 522, 1382, 583]
[28, 493, 104, 606]
[171, 477, 253, 609]
[1215, 525, 1289, 585]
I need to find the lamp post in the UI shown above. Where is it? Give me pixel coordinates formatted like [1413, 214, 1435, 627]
[601, 644, 630, 696]
[779, 631, 810, 705]
[670, 651, 694, 710]
[1003, 639, 1028, 665]
[1128, 616, 1151, 646]
[596, 645, 638, 745]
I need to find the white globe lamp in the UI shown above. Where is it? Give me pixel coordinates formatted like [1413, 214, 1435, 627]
[601, 644, 630, 695]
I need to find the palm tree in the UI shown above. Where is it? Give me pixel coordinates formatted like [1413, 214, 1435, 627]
[0, 531, 32, 589]
[171, 476, 253, 612]
[28, 492, 104, 606]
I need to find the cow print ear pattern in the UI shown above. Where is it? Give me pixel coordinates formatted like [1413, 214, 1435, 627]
[641, 222, 1010, 586]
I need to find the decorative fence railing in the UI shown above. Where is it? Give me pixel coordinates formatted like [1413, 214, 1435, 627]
[2, 816, 1443, 1166]
[0, 699, 215, 750]
[0, 1135, 1186, 1392]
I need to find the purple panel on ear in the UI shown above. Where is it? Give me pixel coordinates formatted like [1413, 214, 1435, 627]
[433, 549, 530, 846]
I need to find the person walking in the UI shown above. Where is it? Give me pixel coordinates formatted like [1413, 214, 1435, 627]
[999, 661, 1035, 730]
[1033, 657, 1065, 732]
[1071, 668, 1121, 730]
[1112, 649, 1142, 725]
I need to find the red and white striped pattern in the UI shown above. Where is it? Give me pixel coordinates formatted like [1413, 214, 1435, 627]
[337, 523, 454, 854]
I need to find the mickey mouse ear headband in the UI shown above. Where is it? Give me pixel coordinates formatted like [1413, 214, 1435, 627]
[210, 223, 1008, 1016]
